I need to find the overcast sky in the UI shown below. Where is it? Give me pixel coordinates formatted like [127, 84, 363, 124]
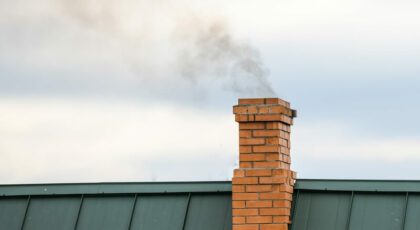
[1, 0, 420, 183]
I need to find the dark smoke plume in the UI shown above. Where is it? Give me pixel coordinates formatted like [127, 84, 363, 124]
[57, 0, 276, 97]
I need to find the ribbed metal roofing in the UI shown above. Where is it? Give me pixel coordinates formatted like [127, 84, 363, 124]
[292, 179, 420, 230]
[0, 182, 231, 230]
[2, 180, 420, 230]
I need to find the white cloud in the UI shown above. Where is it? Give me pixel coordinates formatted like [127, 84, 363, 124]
[293, 121, 420, 179]
[0, 97, 237, 183]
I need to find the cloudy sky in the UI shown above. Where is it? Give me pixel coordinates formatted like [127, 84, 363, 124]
[1, 0, 420, 183]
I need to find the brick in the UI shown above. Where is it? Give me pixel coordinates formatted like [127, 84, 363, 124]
[234, 169, 245, 177]
[232, 185, 245, 193]
[265, 98, 290, 107]
[233, 201, 246, 208]
[266, 137, 280, 145]
[233, 106, 258, 114]
[240, 138, 265, 145]
[253, 146, 280, 153]
[232, 193, 259, 201]
[240, 162, 253, 168]
[232, 208, 258, 216]
[233, 106, 249, 114]
[233, 216, 246, 224]
[264, 98, 281, 104]
[239, 98, 265, 105]
[246, 185, 272, 192]
[246, 200, 272, 208]
[273, 185, 293, 193]
[240, 146, 253, 153]
[273, 216, 290, 223]
[240, 154, 266, 162]
[273, 200, 291, 208]
[280, 146, 290, 154]
[240, 123, 265, 130]
[253, 130, 280, 137]
[270, 105, 292, 115]
[260, 208, 289, 216]
[232, 224, 259, 230]
[235, 114, 249, 122]
[265, 122, 281, 129]
[253, 161, 281, 168]
[279, 162, 290, 170]
[232, 177, 258, 185]
[260, 193, 291, 200]
[239, 130, 252, 138]
[265, 153, 279, 161]
[255, 114, 283, 122]
[246, 216, 272, 224]
[280, 138, 288, 147]
[245, 169, 272, 177]
[259, 177, 287, 184]
[272, 169, 289, 177]
[261, 224, 288, 230]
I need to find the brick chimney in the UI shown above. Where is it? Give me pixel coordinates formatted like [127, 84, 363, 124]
[232, 98, 296, 230]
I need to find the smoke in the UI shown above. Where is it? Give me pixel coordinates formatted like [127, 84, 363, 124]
[57, 0, 276, 97]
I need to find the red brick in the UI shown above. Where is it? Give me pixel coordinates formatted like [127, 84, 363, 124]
[240, 123, 265, 130]
[246, 200, 272, 208]
[273, 216, 290, 223]
[272, 185, 293, 193]
[253, 130, 280, 137]
[260, 208, 289, 216]
[264, 98, 281, 104]
[255, 114, 283, 122]
[260, 193, 291, 200]
[240, 162, 253, 168]
[253, 146, 280, 153]
[233, 106, 249, 114]
[259, 177, 287, 184]
[266, 137, 280, 145]
[253, 161, 281, 168]
[240, 146, 252, 153]
[232, 185, 245, 193]
[265, 122, 281, 129]
[246, 216, 272, 224]
[265, 153, 279, 161]
[272, 169, 289, 177]
[233, 201, 246, 208]
[280, 146, 290, 154]
[270, 105, 290, 114]
[261, 224, 288, 230]
[232, 224, 258, 230]
[233, 106, 258, 114]
[239, 98, 265, 105]
[232, 193, 259, 201]
[233, 216, 246, 224]
[246, 185, 272, 192]
[232, 208, 258, 216]
[239, 130, 252, 138]
[235, 114, 248, 122]
[240, 138, 265, 145]
[234, 169, 245, 177]
[240, 154, 266, 162]
[232, 177, 258, 185]
[273, 200, 291, 208]
[245, 169, 272, 177]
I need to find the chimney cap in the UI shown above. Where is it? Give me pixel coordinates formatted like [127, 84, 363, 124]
[238, 98, 290, 107]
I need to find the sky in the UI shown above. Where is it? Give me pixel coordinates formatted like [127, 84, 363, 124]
[1, 0, 420, 183]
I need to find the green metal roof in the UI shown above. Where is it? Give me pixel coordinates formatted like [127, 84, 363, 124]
[2, 180, 420, 230]
[0, 181, 232, 230]
[291, 179, 420, 230]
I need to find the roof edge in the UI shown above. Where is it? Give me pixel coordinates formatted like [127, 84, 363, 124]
[295, 179, 420, 192]
[0, 181, 232, 196]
